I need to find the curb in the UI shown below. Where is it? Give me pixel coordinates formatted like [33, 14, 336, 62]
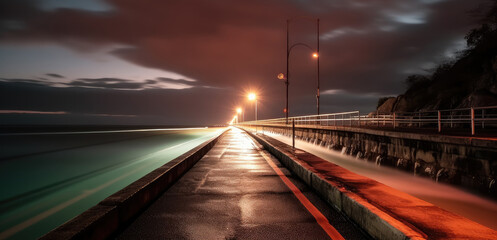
[41, 128, 229, 240]
[242, 128, 497, 240]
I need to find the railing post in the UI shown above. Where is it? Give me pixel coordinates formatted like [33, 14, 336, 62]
[349, 113, 352, 126]
[292, 119, 295, 149]
[482, 109, 485, 129]
[393, 113, 396, 129]
[418, 112, 421, 128]
[471, 107, 475, 135]
[376, 111, 379, 126]
[450, 113, 453, 128]
[437, 111, 441, 133]
[358, 111, 361, 126]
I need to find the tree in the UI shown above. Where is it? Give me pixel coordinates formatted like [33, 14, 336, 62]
[465, 0, 497, 48]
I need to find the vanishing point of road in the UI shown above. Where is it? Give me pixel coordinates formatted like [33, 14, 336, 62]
[118, 128, 368, 239]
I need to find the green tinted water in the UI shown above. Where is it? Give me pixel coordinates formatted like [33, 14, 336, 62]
[0, 127, 224, 239]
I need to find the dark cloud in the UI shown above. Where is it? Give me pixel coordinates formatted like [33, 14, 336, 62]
[0, 78, 55, 87]
[2, 76, 200, 91]
[46, 73, 64, 78]
[0, 0, 489, 124]
[156, 77, 204, 88]
[68, 78, 145, 90]
[145, 79, 157, 85]
[0, 79, 237, 125]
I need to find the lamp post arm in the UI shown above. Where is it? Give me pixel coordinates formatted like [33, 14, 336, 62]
[288, 43, 315, 53]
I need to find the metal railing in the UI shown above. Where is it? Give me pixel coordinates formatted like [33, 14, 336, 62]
[236, 106, 497, 136]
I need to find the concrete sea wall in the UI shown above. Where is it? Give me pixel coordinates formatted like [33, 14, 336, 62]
[248, 125, 497, 197]
[242, 127, 497, 240]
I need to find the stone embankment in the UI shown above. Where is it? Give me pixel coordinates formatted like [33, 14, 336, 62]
[242, 127, 497, 240]
[246, 125, 497, 197]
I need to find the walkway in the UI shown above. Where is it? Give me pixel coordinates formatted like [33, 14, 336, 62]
[117, 128, 367, 239]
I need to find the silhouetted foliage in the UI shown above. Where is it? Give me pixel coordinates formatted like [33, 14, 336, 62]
[378, 0, 497, 112]
[431, 63, 455, 80]
[466, 0, 497, 48]
[405, 75, 430, 89]
[466, 24, 492, 47]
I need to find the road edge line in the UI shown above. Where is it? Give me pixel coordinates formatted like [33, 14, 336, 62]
[241, 127, 426, 240]
[249, 134, 345, 240]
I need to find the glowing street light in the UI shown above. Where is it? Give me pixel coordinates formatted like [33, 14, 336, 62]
[312, 52, 318, 58]
[248, 93, 258, 121]
[248, 93, 256, 101]
[236, 107, 244, 122]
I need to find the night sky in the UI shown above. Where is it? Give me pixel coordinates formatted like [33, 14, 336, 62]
[0, 0, 490, 125]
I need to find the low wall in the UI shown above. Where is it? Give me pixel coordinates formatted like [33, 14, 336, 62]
[41, 129, 228, 240]
[245, 124, 497, 197]
[242, 127, 497, 240]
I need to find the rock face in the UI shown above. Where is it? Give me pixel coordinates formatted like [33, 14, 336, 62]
[376, 97, 396, 113]
[459, 90, 497, 108]
[378, 54, 497, 113]
[377, 8, 497, 113]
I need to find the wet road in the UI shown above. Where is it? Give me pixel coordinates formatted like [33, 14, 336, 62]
[0, 127, 224, 240]
[262, 130, 497, 231]
[119, 128, 368, 239]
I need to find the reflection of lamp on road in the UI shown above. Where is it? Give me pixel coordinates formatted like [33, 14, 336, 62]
[236, 107, 243, 122]
[248, 93, 257, 121]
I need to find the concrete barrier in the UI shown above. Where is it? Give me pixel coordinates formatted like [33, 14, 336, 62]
[41, 128, 229, 240]
[242, 128, 497, 240]
[242, 124, 497, 197]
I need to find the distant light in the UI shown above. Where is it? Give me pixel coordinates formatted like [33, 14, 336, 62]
[312, 53, 318, 58]
[277, 73, 285, 80]
[248, 93, 256, 101]
[228, 115, 238, 125]
[236, 108, 242, 113]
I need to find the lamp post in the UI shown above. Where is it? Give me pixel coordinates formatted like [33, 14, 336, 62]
[236, 107, 243, 122]
[248, 93, 257, 121]
[282, 17, 320, 124]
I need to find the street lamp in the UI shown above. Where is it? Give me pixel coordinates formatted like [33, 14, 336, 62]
[236, 107, 243, 122]
[248, 93, 257, 121]
[283, 17, 320, 124]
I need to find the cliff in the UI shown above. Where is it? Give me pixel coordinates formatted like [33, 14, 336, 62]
[377, 2, 497, 113]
